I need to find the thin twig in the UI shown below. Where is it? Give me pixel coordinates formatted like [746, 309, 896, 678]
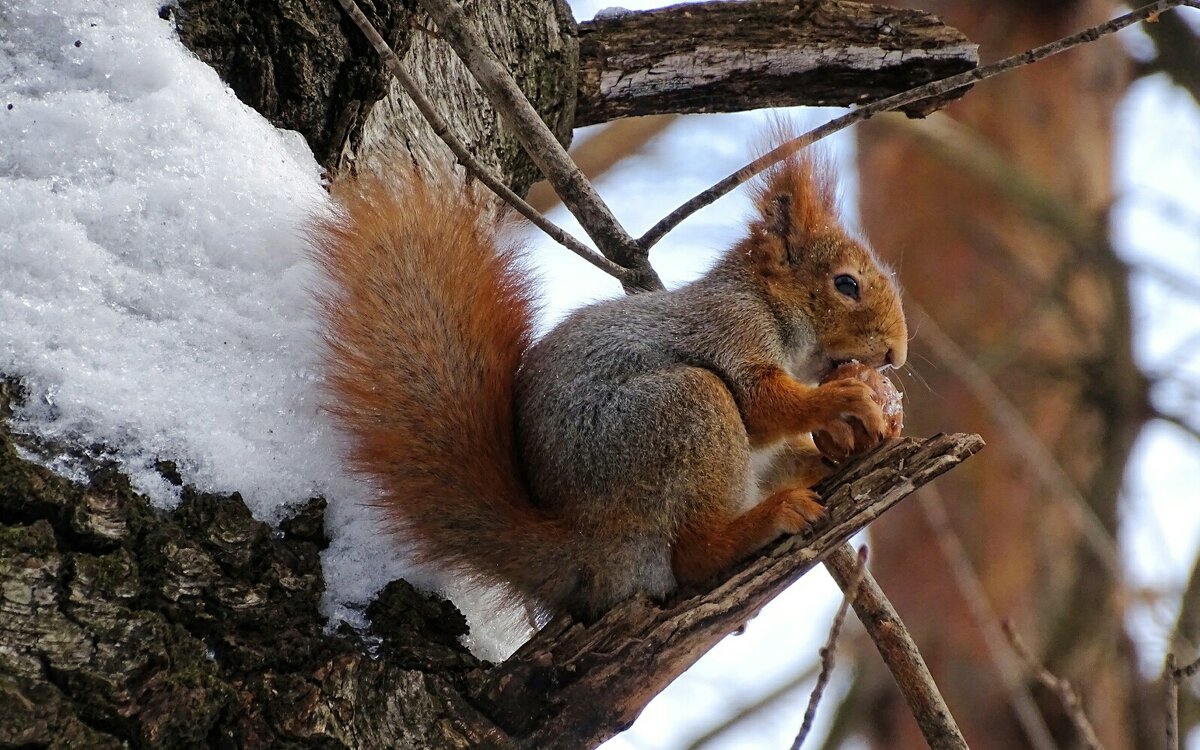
[333, 0, 630, 282]
[1165, 648, 1200, 749]
[791, 546, 868, 749]
[414, 0, 663, 292]
[526, 115, 678, 212]
[1002, 620, 1105, 750]
[1167, 653, 1181, 750]
[919, 487, 1058, 750]
[824, 543, 969, 750]
[1177, 655, 1200, 679]
[685, 658, 828, 749]
[637, 0, 1193, 250]
[1152, 407, 1200, 445]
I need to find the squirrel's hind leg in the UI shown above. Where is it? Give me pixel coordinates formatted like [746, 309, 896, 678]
[564, 532, 676, 621]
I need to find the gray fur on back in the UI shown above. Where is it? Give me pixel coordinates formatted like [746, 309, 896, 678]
[513, 259, 817, 616]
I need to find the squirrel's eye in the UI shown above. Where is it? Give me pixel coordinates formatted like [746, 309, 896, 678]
[834, 274, 860, 301]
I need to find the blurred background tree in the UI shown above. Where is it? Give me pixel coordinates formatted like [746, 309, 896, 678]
[850, 1, 1146, 747]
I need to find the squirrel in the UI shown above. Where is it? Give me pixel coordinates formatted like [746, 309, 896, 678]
[310, 151, 908, 621]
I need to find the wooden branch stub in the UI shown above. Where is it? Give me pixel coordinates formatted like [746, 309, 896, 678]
[576, 0, 979, 127]
[826, 545, 969, 749]
[472, 432, 985, 749]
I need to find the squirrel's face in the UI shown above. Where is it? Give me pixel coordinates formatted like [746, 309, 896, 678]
[751, 226, 908, 380]
[810, 237, 908, 374]
[745, 153, 908, 380]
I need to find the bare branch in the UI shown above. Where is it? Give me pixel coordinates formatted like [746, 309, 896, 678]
[575, 0, 976, 126]
[525, 115, 678, 213]
[637, 0, 1194, 251]
[1152, 407, 1200, 446]
[1140, 7, 1200, 106]
[684, 660, 824, 749]
[1177, 655, 1200, 679]
[824, 543, 969, 750]
[415, 0, 663, 292]
[1003, 620, 1106, 750]
[333, 0, 629, 282]
[1167, 653, 1181, 750]
[791, 546, 868, 750]
[919, 487, 1058, 750]
[1166, 651, 1200, 750]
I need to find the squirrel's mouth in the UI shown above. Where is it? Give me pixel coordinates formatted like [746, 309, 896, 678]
[816, 358, 845, 382]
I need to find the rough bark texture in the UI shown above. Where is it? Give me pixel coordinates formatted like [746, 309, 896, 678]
[576, 0, 978, 126]
[852, 2, 1150, 749]
[170, 0, 579, 190]
[0, 379, 504, 747]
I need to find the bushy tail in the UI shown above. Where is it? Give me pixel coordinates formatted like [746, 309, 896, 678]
[310, 166, 576, 609]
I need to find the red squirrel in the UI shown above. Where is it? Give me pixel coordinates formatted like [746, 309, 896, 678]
[311, 152, 907, 620]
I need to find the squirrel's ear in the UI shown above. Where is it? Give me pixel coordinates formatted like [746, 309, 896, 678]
[760, 192, 804, 266]
[749, 196, 792, 273]
[763, 192, 791, 238]
[750, 149, 839, 260]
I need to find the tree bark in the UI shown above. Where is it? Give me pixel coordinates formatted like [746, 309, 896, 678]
[169, 0, 975, 182]
[575, 0, 977, 126]
[852, 2, 1151, 749]
[171, 0, 579, 189]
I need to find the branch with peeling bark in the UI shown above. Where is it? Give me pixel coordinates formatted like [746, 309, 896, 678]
[575, 0, 977, 126]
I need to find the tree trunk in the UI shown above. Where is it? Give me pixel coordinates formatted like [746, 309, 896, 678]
[853, 2, 1151, 748]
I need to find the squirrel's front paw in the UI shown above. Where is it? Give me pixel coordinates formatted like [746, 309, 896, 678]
[767, 487, 826, 535]
[808, 377, 887, 455]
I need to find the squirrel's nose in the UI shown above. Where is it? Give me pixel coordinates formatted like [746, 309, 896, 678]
[885, 338, 907, 370]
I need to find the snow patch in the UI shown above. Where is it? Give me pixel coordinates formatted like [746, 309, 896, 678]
[0, 0, 524, 660]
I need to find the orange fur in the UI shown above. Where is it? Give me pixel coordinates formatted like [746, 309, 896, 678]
[739, 366, 888, 448]
[673, 486, 825, 584]
[310, 167, 574, 607]
[749, 148, 840, 244]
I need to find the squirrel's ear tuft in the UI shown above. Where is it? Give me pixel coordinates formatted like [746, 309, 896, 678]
[749, 136, 839, 248]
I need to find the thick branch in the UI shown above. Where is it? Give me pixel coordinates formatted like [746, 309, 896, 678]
[576, 0, 978, 126]
[472, 433, 984, 749]
[637, 0, 1194, 251]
